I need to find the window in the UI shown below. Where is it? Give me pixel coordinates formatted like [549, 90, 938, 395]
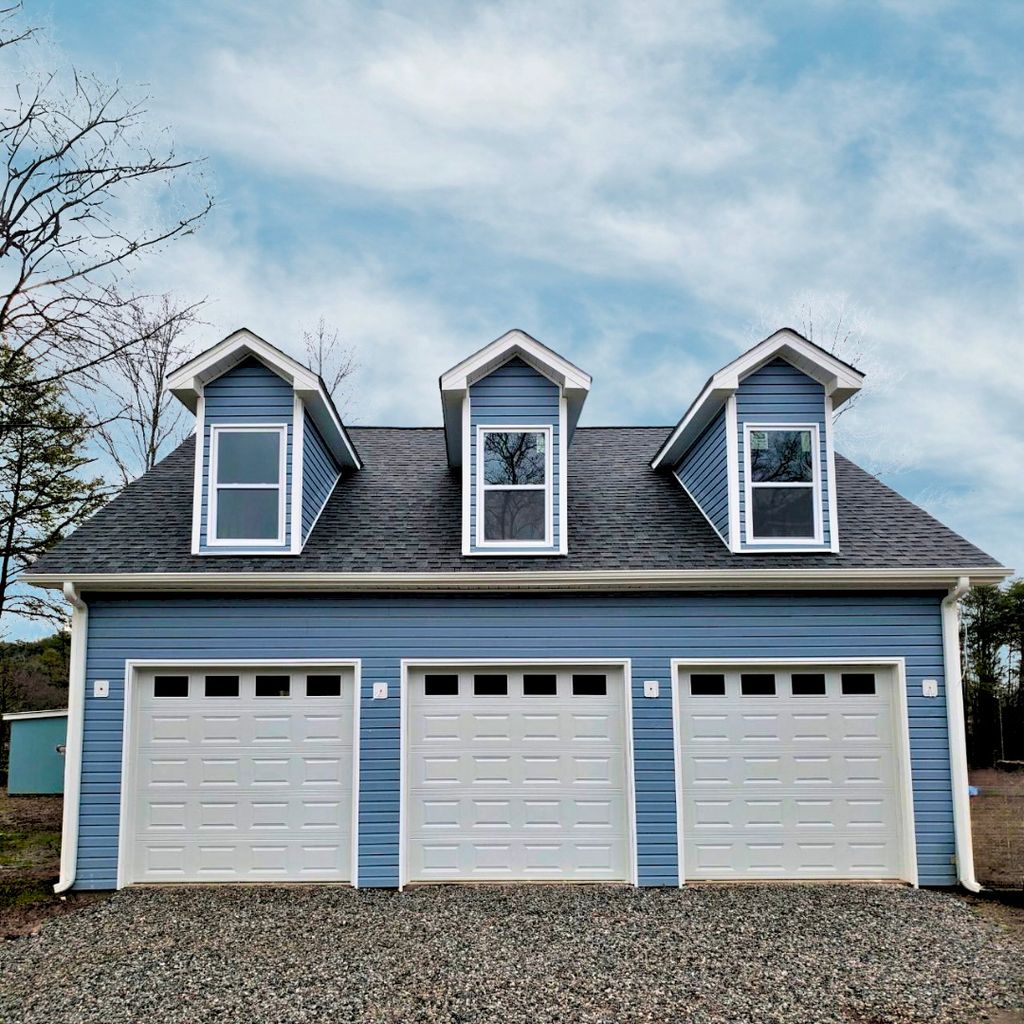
[479, 429, 549, 544]
[424, 674, 459, 697]
[841, 672, 876, 695]
[690, 673, 725, 696]
[306, 674, 342, 697]
[153, 675, 189, 698]
[523, 673, 557, 696]
[572, 674, 607, 696]
[746, 427, 818, 541]
[204, 675, 239, 697]
[741, 673, 776, 696]
[255, 674, 290, 697]
[791, 673, 826, 696]
[210, 426, 285, 544]
[474, 674, 508, 696]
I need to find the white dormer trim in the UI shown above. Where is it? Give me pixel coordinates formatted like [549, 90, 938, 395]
[440, 329, 591, 468]
[650, 328, 863, 472]
[169, 328, 361, 471]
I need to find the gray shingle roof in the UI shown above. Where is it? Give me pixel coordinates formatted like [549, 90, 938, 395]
[27, 426, 1002, 576]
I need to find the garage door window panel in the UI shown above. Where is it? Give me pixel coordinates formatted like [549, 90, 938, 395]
[306, 674, 342, 697]
[746, 426, 820, 543]
[842, 673, 876, 695]
[209, 426, 286, 545]
[791, 673, 826, 696]
[523, 673, 557, 696]
[255, 674, 291, 697]
[474, 674, 508, 696]
[572, 674, 607, 696]
[741, 673, 776, 696]
[690, 673, 725, 696]
[424, 674, 459, 696]
[479, 429, 550, 545]
[153, 675, 189, 698]
[204, 675, 240, 698]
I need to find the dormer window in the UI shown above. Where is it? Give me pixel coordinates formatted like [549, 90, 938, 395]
[479, 428, 550, 544]
[209, 425, 286, 545]
[745, 425, 820, 543]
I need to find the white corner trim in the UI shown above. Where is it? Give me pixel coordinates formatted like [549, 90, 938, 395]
[824, 395, 840, 552]
[741, 422, 824, 547]
[54, 583, 87, 894]
[190, 393, 205, 555]
[673, 473, 730, 549]
[397, 657, 636, 890]
[461, 395, 472, 555]
[669, 656, 918, 886]
[290, 396, 305, 553]
[116, 658, 362, 890]
[725, 394, 741, 551]
[559, 396, 568, 556]
[942, 576, 980, 892]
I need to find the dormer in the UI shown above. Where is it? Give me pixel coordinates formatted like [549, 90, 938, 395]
[651, 328, 864, 554]
[440, 330, 591, 556]
[168, 328, 361, 556]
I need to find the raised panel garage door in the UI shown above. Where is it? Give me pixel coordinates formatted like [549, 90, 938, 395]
[126, 666, 355, 884]
[676, 664, 911, 881]
[405, 665, 633, 883]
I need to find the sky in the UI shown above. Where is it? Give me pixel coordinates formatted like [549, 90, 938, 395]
[7, 0, 1024, 637]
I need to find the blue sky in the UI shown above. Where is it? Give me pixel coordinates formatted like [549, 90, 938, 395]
[8, 1, 1024, 636]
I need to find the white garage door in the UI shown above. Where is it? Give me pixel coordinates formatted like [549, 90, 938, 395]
[125, 666, 356, 884]
[405, 665, 633, 883]
[676, 664, 910, 881]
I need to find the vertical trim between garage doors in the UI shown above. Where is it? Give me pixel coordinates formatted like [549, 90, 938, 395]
[398, 658, 638, 891]
[669, 657, 918, 888]
[117, 658, 362, 890]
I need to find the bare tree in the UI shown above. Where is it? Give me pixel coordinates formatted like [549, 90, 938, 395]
[303, 317, 357, 412]
[0, 6, 211, 396]
[93, 294, 200, 485]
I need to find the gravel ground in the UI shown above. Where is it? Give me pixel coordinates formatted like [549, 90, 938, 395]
[1, 884, 1022, 1024]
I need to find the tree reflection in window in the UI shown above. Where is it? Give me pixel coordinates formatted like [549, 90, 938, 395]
[481, 430, 548, 543]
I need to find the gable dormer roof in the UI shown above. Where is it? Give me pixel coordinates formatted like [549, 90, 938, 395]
[168, 327, 361, 470]
[650, 328, 865, 471]
[440, 329, 591, 467]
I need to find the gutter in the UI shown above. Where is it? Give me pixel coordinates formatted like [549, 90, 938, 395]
[941, 576, 981, 893]
[55, 582, 87, 894]
[23, 565, 1013, 594]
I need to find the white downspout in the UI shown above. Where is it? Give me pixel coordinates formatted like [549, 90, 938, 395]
[55, 581, 87, 894]
[941, 576, 980, 892]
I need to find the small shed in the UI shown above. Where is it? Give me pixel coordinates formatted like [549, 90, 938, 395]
[2, 710, 68, 795]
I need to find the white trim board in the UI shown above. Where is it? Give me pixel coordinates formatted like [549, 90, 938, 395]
[3, 709, 68, 721]
[669, 656, 918, 887]
[116, 658, 362, 890]
[29, 566, 1013, 592]
[398, 657, 638, 890]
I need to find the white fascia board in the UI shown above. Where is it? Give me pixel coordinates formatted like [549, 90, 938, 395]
[26, 565, 1013, 593]
[440, 329, 591, 467]
[169, 328, 360, 470]
[440, 329, 591, 393]
[651, 328, 865, 472]
[2, 708, 68, 721]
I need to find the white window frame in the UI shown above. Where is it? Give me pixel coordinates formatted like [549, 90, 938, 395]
[207, 423, 288, 547]
[475, 424, 553, 548]
[743, 422, 822, 546]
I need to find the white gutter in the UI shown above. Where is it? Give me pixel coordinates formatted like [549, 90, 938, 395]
[941, 575, 980, 893]
[55, 582, 87, 894]
[24, 565, 1012, 593]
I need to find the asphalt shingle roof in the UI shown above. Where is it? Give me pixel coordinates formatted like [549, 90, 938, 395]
[28, 426, 1002, 576]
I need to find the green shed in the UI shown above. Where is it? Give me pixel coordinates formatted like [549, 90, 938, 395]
[3, 710, 67, 795]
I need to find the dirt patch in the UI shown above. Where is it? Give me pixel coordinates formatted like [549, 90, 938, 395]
[0, 790, 107, 939]
[970, 769, 1024, 889]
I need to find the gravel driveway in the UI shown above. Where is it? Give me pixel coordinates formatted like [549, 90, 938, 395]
[1, 884, 1021, 1024]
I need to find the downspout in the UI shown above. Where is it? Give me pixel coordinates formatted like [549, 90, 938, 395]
[55, 581, 87, 894]
[941, 576, 980, 892]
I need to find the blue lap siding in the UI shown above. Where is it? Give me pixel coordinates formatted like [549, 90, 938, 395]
[674, 408, 729, 544]
[468, 356, 561, 554]
[73, 590, 955, 890]
[200, 357, 294, 553]
[300, 410, 340, 541]
[737, 357, 832, 550]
